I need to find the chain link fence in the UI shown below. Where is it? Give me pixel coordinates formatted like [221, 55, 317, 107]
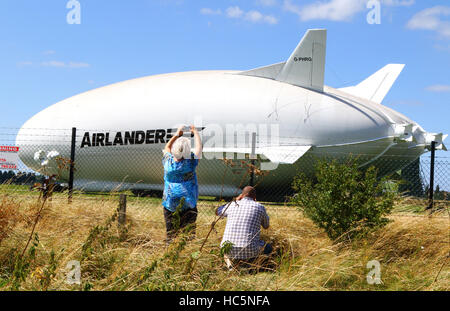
[1, 127, 449, 221]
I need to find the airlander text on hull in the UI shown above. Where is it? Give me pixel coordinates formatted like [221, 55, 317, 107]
[80, 129, 175, 148]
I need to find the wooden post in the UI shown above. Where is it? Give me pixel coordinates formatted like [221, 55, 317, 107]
[118, 194, 127, 227]
[68, 127, 76, 204]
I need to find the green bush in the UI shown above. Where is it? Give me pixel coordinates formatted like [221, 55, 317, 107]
[291, 160, 396, 241]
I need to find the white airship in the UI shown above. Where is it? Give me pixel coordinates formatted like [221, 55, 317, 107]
[16, 29, 447, 197]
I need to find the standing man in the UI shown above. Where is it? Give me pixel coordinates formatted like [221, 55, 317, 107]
[216, 186, 272, 269]
[162, 125, 202, 242]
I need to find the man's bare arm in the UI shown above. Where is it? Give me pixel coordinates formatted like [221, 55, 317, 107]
[164, 125, 184, 153]
[191, 125, 202, 159]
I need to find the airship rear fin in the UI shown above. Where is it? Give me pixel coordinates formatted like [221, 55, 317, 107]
[202, 145, 311, 164]
[275, 29, 327, 92]
[238, 62, 286, 80]
[339, 64, 405, 104]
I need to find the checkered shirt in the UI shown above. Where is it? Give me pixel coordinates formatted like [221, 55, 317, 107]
[219, 197, 270, 260]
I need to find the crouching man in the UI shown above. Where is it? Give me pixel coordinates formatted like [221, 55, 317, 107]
[216, 186, 272, 270]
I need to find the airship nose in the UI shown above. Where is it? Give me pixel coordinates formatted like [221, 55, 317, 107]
[16, 108, 73, 175]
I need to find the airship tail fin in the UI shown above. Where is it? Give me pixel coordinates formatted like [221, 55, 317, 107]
[239, 62, 286, 80]
[239, 29, 327, 92]
[339, 64, 405, 104]
[276, 29, 327, 92]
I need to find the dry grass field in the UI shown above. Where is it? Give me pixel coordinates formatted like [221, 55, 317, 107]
[0, 189, 448, 291]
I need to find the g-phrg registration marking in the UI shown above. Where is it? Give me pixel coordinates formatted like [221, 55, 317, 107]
[294, 56, 312, 62]
[80, 129, 176, 148]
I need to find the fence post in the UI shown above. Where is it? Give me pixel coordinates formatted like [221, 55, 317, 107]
[250, 132, 257, 187]
[118, 194, 127, 227]
[427, 141, 436, 211]
[68, 127, 76, 204]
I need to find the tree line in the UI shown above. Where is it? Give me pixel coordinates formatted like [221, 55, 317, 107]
[0, 170, 44, 185]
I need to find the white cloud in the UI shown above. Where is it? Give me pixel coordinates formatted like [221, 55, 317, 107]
[200, 6, 278, 25]
[406, 6, 450, 38]
[263, 15, 279, 24]
[41, 61, 90, 68]
[283, 0, 302, 16]
[200, 8, 222, 15]
[283, 0, 366, 22]
[382, 0, 414, 6]
[426, 84, 450, 93]
[256, 0, 278, 7]
[229, 6, 277, 24]
[245, 10, 264, 22]
[41, 61, 66, 67]
[283, 0, 413, 22]
[245, 10, 278, 24]
[226, 6, 244, 19]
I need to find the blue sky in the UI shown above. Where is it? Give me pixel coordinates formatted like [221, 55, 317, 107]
[0, 0, 448, 152]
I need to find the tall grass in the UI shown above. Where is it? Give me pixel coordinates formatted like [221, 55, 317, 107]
[0, 190, 448, 291]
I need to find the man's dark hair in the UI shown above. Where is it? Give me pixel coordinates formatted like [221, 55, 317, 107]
[241, 186, 256, 200]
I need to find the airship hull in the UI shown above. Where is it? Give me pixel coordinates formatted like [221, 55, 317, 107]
[16, 70, 425, 197]
[16, 29, 445, 198]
